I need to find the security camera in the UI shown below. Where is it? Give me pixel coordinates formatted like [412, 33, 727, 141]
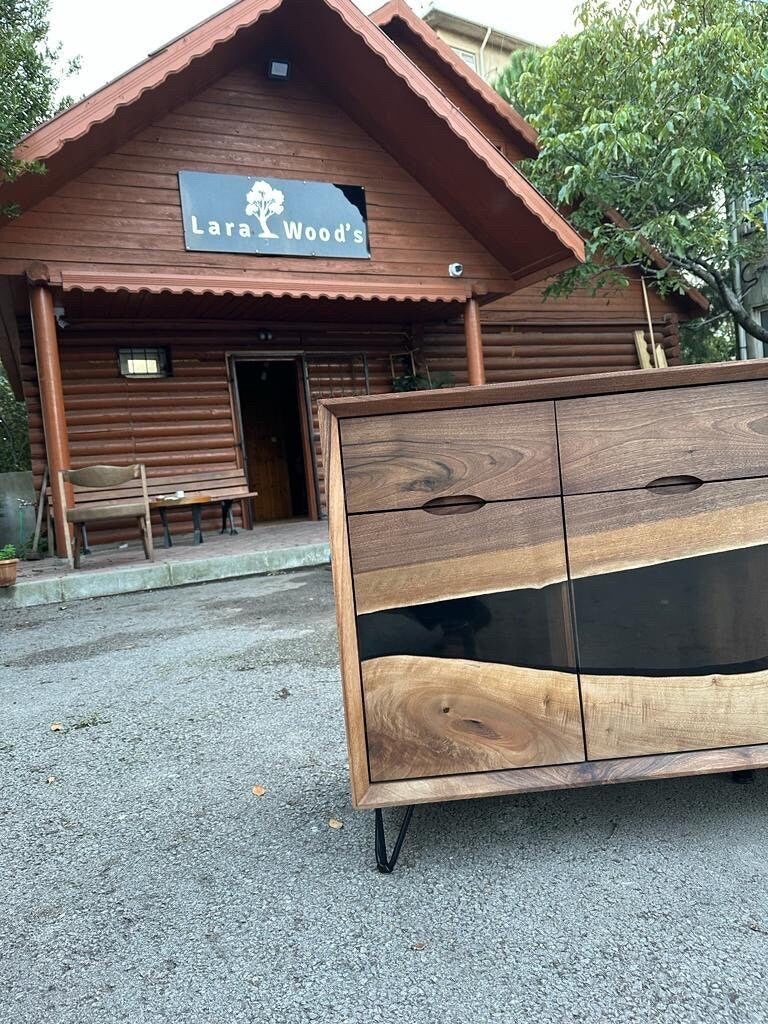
[53, 304, 69, 329]
[448, 262, 464, 278]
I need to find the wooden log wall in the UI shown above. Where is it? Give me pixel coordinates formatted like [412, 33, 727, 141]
[19, 322, 407, 545]
[420, 279, 682, 386]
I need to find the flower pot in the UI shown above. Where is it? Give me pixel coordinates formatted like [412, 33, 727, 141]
[0, 558, 18, 588]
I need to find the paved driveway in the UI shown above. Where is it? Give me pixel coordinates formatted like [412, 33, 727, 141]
[2, 567, 768, 1023]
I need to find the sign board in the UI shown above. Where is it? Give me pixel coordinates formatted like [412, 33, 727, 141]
[178, 170, 370, 260]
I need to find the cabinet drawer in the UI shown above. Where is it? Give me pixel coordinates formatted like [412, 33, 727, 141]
[340, 402, 559, 513]
[557, 380, 768, 494]
[350, 497, 583, 781]
[565, 478, 768, 759]
[348, 496, 568, 613]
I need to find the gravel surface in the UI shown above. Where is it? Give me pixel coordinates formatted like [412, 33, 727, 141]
[2, 566, 768, 1024]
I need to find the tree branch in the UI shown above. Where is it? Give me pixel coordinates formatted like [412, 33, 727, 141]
[668, 252, 768, 344]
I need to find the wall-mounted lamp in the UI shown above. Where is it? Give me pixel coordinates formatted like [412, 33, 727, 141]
[267, 58, 291, 81]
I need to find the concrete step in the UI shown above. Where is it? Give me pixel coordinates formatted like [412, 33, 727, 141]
[0, 539, 331, 609]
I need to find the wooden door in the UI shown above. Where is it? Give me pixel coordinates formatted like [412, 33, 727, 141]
[565, 478, 768, 760]
[242, 382, 292, 521]
[237, 360, 310, 522]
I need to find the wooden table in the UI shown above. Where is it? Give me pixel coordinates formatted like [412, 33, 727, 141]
[321, 360, 768, 870]
[150, 493, 212, 546]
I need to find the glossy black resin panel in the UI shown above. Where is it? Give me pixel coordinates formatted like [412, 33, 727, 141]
[356, 584, 576, 673]
[573, 544, 768, 676]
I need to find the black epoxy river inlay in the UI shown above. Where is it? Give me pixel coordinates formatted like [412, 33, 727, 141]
[357, 584, 575, 673]
[357, 544, 768, 679]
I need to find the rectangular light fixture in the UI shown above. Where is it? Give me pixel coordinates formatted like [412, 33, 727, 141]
[267, 57, 291, 80]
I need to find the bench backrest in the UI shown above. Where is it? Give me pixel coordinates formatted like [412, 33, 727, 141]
[49, 466, 252, 509]
[62, 464, 142, 489]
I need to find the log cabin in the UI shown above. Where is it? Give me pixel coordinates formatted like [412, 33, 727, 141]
[0, 0, 706, 554]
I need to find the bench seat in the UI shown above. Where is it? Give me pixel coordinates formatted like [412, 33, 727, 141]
[48, 467, 257, 549]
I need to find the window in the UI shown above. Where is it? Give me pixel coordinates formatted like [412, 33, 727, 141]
[118, 347, 171, 378]
[451, 46, 478, 71]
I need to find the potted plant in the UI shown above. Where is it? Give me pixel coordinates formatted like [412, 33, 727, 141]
[0, 544, 18, 588]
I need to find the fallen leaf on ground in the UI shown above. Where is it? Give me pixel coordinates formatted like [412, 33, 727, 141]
[50, 723, 63, 732]
[46, 776, 56, 784]
[410, 942, 427, 951]
[251, 785, 267, 797]
[328, 818, 343, 830]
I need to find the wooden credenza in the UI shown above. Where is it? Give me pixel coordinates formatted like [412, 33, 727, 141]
[320, 362, 768, 815]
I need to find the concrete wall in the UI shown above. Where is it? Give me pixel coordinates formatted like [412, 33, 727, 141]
[0, 471, 35, 549]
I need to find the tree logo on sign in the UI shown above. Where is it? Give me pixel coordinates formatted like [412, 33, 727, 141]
[245, 180, 285, 239]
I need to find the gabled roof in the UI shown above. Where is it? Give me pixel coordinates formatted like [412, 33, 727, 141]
[0, 0, 583, 289]
[370, 0, 538, 158]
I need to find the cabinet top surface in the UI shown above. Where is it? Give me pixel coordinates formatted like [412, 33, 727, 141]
[320, 360, 768, 420]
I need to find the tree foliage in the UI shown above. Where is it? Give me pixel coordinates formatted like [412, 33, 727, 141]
[496, 0, 768, 347]
[0, 367, 30, 473]
[0, 0, 78, 204]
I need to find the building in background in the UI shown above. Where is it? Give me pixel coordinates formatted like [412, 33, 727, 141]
[421, 4, 535, 80]
[0, 0, 705, 556]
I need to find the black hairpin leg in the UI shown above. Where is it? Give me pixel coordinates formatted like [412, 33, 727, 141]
[374, 805, 415, 873]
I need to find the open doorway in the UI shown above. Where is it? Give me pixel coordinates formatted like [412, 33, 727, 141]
[234, 359, 315, 521]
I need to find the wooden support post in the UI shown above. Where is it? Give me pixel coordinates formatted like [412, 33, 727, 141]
[464, 295, 486, 386]
[27, 267, 72, 556]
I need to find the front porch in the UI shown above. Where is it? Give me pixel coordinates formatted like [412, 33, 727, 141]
[2, 519, 330, 609]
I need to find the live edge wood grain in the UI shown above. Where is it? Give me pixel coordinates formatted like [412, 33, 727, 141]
[320, 366, 768, 811]
[348, 497, 567, 612]
[361, 655, 584, 781]
[564, 477, 768, 582]
[340, 402, 559, 513]
[582, 670, 768, 760]
[557, 380, 768, 494]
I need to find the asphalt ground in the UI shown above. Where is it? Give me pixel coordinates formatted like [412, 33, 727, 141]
[2, 567, 768, 1023]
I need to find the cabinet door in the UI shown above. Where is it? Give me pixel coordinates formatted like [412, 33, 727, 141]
[565, 479, 768, 759]
[349, 497, 584, 781]
[340, 402, 559, 512]
[557, 380, 768, 495]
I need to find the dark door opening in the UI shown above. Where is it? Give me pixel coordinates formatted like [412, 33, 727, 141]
[235, 360, 311, 521]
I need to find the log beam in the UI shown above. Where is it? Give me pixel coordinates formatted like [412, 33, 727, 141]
[464, 295, 486, 386]
[28, 271, 71, 555]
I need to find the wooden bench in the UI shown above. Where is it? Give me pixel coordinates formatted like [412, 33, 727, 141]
[48, 467, 257, 551]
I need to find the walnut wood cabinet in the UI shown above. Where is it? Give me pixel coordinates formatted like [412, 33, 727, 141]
[320, 362, 768, 814]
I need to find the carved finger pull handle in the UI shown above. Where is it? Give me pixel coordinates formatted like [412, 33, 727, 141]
[645, 475, 704, 493]
[422, 495, 486, 515]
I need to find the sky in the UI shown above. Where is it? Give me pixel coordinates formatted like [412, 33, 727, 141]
[48, 0, 580, 101]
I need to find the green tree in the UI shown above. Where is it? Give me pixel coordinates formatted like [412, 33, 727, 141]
[0, 0, 78, 212]
[496, 0, 768, 350]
